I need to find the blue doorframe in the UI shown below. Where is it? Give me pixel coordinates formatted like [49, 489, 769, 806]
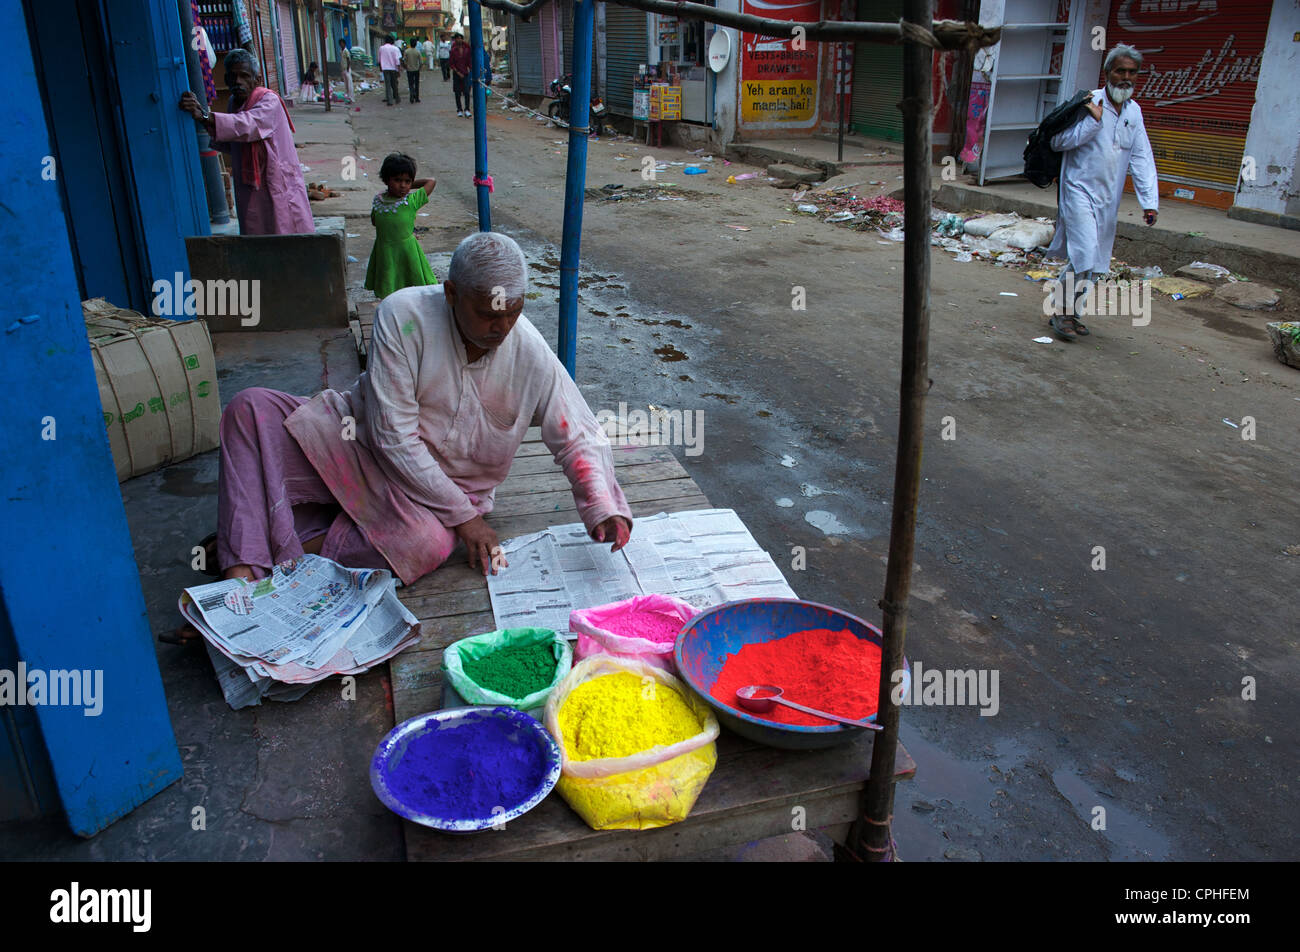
[3, 0, 187, 836]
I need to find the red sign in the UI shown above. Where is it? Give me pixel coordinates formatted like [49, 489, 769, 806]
[740, 0, 822, 126]
[1107, 0, 1267, 188]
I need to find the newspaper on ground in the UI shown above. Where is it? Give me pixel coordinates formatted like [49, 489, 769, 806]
[180, 555, 420, 709]
[487, 508, 797, 631]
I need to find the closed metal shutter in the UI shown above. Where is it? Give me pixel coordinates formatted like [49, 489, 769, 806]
[850, 0, 903, 141]
[561, 1, 573, 76]
[1106, 1, 1270, 192]
[277, 0, 299, 97]
[513, 14, 544, 95]
[605, 6, 645, 115]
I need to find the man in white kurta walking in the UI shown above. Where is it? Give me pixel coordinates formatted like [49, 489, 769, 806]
[1045, 44, 1159, 341]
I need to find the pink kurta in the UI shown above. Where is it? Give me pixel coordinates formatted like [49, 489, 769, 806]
[282, 284, 634, 584]
[212, 89, 315, 235]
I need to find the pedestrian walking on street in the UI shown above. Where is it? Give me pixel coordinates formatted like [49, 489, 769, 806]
[364, 153, 438, 300]
[450, 33, 472, 116]
[1045, 44, 1159, 341]
[178, 50, 313, 236]
[421, 37, 436, 71]
[437, 33, 452, 81]
[338, 36, 354, 102]
[379, 34, 402, 106]
[403, 41, 423, 103]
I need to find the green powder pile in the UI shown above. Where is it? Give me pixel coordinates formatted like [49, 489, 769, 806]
[463, 642, 558, 698]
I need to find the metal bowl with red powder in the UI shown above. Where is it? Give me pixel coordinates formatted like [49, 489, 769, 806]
[674, 598, 910, 750]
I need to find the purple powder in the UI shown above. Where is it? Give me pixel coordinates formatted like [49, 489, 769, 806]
[384, 715, 549, 820]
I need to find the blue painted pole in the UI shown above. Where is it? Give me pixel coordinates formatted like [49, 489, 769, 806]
[469, 2, 491, 231]
[558, 0, 595, 379]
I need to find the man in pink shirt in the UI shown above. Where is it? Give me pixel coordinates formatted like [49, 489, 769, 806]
[378, 34, 402, 106]
[179, 50, 313, 235]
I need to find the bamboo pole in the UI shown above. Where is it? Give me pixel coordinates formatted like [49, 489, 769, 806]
[469, 1, 492, 230]
[847, 0, 933, 863]
[475, 0, 998, 49]
[316, 0, 331, 112]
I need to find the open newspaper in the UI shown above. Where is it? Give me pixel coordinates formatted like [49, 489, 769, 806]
[487, 508, 798, 632]
[180, 555, 420, 709]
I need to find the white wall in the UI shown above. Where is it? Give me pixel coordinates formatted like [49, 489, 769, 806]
[1236, 0, 1300, 217]
[712, 0, 740, 147]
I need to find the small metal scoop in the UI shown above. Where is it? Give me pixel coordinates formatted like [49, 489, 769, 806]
[735, 684, 882, 731]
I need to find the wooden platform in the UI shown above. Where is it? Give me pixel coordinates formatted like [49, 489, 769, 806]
[389, 427, 913, 861]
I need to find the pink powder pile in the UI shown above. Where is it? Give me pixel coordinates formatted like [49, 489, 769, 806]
[598, 610, 682, 645]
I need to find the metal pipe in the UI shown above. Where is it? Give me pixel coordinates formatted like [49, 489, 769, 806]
[557, 0, 594, 379]
[850, 0, 933, 863]
[469, 1, 492, 231]
[176, 0, 230, 224]
[316, 0, 331, 111]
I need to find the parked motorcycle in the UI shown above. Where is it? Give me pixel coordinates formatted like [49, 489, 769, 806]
[547, 74, 606, 136]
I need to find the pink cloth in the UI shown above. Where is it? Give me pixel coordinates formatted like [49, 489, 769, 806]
[217, 388, 424, 579]
[211, 88, 315, 235]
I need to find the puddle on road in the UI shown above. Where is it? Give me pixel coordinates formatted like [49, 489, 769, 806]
[1051, 767, 1173, 861]
[654, 344, 687, 362]
[805, 510, 851, 535]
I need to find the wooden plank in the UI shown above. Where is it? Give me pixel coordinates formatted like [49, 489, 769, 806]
[489, 477, 701, 520]
[496, 461, 689, 499]
[507, 444, 676, 477]
[487, 494, 712, 542]
[403, 735, 916, 862]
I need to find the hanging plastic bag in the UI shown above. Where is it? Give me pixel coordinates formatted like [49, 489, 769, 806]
[545, 655, 719, 831]
[570, 593, 698, 672]
[442, 627, 572, 716]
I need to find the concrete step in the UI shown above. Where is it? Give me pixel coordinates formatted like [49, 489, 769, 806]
[767, 162, 824, 184]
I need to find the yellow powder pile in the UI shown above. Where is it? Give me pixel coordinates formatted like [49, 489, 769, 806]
[559, 671, 700, 761]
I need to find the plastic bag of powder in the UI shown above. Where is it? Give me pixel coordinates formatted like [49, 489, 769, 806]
[544, 655, 719, 831]
[570, 593, 700, 672]
[442, 627, 572, 714]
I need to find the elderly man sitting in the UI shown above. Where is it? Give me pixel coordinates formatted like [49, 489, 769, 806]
[171, 234, 631, 642]
[179, 49, 314, 235]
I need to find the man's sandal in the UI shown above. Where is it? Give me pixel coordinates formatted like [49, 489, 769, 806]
[1050, 315, 1077, 341]
[1072, 318, 1091, 336]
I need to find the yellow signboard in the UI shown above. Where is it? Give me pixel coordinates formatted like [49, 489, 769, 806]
[740, 79, 816, 124]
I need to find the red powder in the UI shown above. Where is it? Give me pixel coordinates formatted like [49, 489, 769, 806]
[710, 628, 882, 726]
[599, 610, 682, 645]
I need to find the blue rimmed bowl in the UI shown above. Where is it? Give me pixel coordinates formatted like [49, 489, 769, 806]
[370, 706, 561, 832]
[674, 598, 910, 750]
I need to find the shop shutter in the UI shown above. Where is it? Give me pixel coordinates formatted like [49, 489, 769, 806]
[850, 0, 903, 141]
[605, 6, 646, 115]
[277, 0, 299, 96]
[1106, 1, 1270, 192]
[513, 14, 544, 95]
[561, 0, 573, 76]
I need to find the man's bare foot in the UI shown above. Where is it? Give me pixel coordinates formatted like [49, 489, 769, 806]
[223, 564, 256, 581]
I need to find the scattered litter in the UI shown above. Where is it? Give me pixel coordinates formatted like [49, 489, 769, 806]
[1033, 336, 1054, 343]
[962, 213, 1019, 237]
[998, 292, 1018, 297]
[953, 251, 974, 262]
[936, 213, 965, 237]
[779, 454, 798, 467]
[1222, 418, 1239, 428]
[418, 212, 429, 217]
[1186, 231, 1207, 237]
[791, 187, 808, 200]
[825, 211, 856, 223]
[603, 183, 623, 190]
[346, 255, 357, 262]
[1025, 270, 1057, 281]
[683, 166, 707, 174]
[799, 483, 833, 498]
[878, 227, 905, 241]
[796, 204, 819, 214]
[1171, 293, 1186, 300]
[725, 225, 751, 231]
[346, 233, 360, 238]
[1127, 264, 1164, 279]
[775, 497, 794, 508]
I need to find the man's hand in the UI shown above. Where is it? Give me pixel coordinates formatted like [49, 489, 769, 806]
[1085, 100, 1103, 121]
[1143, 209, 1158, 226]
[180, 91, 206, 120]
[591, 515, 631, 553]
[455, 514, 505, 575]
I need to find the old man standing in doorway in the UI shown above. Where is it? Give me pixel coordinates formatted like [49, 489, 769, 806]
[179, 50, 313, 235]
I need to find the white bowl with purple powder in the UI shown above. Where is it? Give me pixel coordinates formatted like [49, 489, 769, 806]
[370, 706, 562, 833]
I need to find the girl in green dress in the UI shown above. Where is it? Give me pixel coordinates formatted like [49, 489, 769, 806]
[364, 153, 438, 299]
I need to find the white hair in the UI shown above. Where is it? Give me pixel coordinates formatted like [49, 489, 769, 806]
[448, 231, 528, 300]
[1104, 44, 1143, 72]
[224, 49, 261, 77]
